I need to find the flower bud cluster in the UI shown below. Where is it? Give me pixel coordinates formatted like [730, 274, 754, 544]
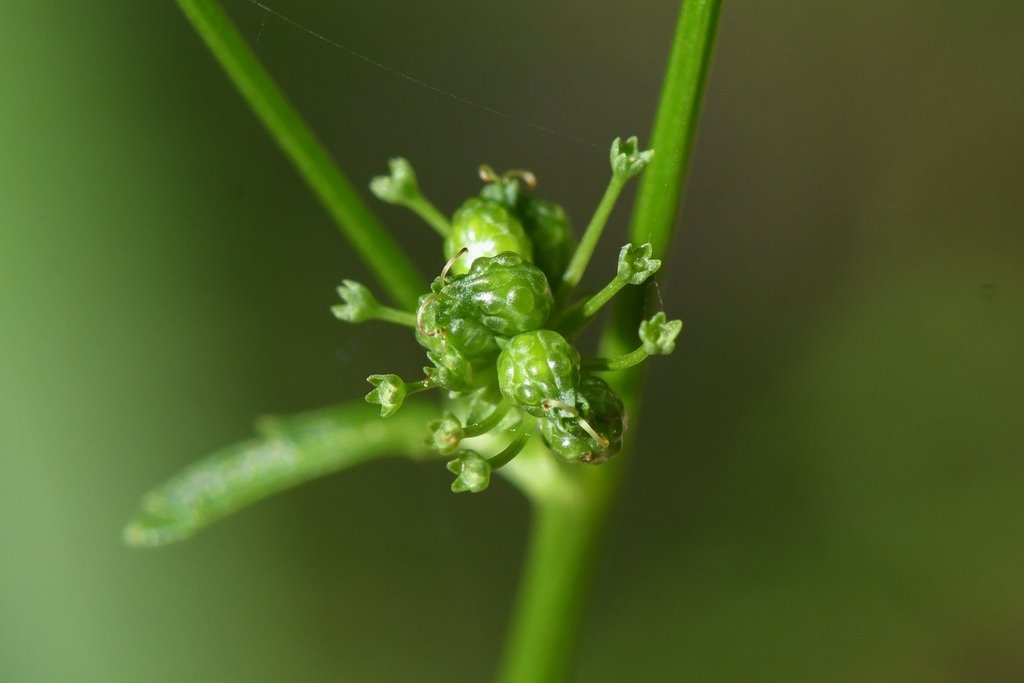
[341, 139, 679, 491]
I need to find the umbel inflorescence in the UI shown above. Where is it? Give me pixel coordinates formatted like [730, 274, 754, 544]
[333, 137, 682, 493]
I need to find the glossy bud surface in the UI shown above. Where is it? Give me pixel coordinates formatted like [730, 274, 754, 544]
[497, 330, 581, 417]
[445, 198, 532, 274]
[442, 253, 553, 337]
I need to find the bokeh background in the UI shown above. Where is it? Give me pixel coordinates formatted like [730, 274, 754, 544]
[3, 1, 1023, 681]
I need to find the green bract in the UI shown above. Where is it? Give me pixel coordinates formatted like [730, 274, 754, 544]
[445, 198, 532, 274]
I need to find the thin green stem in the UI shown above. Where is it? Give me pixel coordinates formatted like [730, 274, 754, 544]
[496, 1, 722, 681]
[487, 430, 531, 470]
[175, 0, 426, 309]
[583, 278, 626, 318]
[464, 402, 513, 438]
[373, 307, 417, 328]
[558, 176, 626, 296]
[405, 196, 452, 238]
[583, 346, 648, 372]
[550, 279, 623, 337]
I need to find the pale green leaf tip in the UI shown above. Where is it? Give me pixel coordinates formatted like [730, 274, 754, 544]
[122, 512, 194, 548]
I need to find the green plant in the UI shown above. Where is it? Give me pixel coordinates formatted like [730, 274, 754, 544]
[126, 1, 721, 680]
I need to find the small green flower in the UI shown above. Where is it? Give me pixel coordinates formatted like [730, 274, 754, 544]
[332, 280, 381, 323]
[332, 280, 416, 327]
[426, 412, 465, 455]
[446, 450, 491, 493]
[370, 157, 451, 237]
[610, 136, 654, 181]
[616, 243, 661, 286]
[639, 312, 683, 355]
[365, 374, 409, 417]
[369, 157, 420, 205]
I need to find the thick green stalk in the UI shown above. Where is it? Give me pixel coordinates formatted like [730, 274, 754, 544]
[496, 467, 616, 683]
[496, 2, 722, 681]
[175, 0, 425, 309]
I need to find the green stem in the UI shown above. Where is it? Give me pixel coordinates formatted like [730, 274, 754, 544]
[558, 176, 626, 296]
[373, 307, 417, 328]
[496, 468, 615, 683]
[464, 402, 513, 438]
[405, 196, 452, 238]
[607, 0, 723, 360]
[175, 0, 426, 309]
[583, 278, 626, 318]
[583, 346, 648, 372]
[550, 278, 622, 337]
[497, 1, 722, 681]
[487, 430, 531, 470]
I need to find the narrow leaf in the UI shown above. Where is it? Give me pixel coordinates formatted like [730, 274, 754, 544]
[124, 401, 435, 547]
[174, 0, 426, 308]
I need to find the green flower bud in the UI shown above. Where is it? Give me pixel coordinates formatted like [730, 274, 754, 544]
[497, 330, 582, 417]
[517, 196, 576, 283]
[415, 294, 500, 392]
[416, 294, 501, 361]
[540, 376, 625, 464]
[478, 167, 522, 208]
[476, 168, 575, 283]
[441, 253, 553, 337]
[639, 312, 683, 356]
[446, 450, 491, 493]
[445, 198, 532, 275]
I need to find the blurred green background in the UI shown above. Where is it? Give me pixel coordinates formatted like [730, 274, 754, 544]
[3, 1, 1022, 681]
